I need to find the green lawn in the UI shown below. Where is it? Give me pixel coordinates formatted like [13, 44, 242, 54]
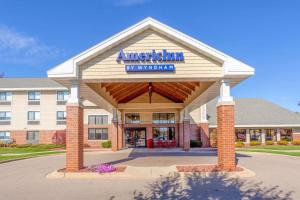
[0, 151, 65, 162]
[237, 148, 300, 157]
[241, 145, 300, 150]
[0, 144, 66, 162]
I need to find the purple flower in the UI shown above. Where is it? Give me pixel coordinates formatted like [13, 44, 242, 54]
[95, 164, 116, 173]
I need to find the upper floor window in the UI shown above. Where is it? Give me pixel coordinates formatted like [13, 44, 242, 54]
[0, 111, 11, 121]
[152, 113, 175, 124]
[28, 111, 40, 121]
[0, 131, 10, 140]
[88, 115, 108, 125]
[28, 91, 40, 101]
[56, 111, 67, 121]
[57, 91, 69, 101]
[0, 92, 12, 102]
[125, 113, 140, 124]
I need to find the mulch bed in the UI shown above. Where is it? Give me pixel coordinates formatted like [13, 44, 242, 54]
[176, 165, 243, 172]
[58, 166, 127, 173]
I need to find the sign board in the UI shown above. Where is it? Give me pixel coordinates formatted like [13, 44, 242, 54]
[117, 49, 184, 72]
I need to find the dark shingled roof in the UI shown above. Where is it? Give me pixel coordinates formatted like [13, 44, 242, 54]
[0, 78, 65, 90]
[207, 98, 300, 126]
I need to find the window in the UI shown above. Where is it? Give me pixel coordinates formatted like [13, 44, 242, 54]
[266, 129, 276, 141]
[250, 129, 262, 141]
[88, 128, 108, 140]
[0, 111, 11, 121]
[280, 129, 293, 141]
[57, 91, 69, 101]
[125, 113, 140, 124]
[28, 91, 40, 101]
[0, 131, 10, 140]
[56, 111, 66, 121]
[153, 127, 175, 141]
[235, 129, 246, 142]
[28, 111, 40, 121]
[27, 131, 39, 143]
[0, 92, 12, 101]
[88, 115, 108, 125]
[153, 113, 175, 124]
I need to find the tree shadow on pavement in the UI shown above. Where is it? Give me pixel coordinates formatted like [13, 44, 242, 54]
[133, 172, 293, 200]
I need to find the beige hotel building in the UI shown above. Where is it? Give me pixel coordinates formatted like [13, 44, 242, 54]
[1, 18, 300, 171]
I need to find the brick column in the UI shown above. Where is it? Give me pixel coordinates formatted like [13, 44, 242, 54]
[217, 102, 236, 171]
[66, 104, 83, 172]
[179, 122, 184, 148]
[117, 122, 123, 150]
[111, 120, 118, 152]
[199, 123, 210, 147]
[183, 119, 190, 151]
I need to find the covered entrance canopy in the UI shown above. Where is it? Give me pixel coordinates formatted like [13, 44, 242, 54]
[47, 17, 254, 172]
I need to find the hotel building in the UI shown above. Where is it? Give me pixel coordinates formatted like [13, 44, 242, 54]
[1, 18, 299, 171]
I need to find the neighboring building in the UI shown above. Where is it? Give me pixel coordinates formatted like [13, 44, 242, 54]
[207, 98, 300, 144]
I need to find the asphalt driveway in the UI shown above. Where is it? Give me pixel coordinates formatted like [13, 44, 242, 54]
[0, 149, 299, 200]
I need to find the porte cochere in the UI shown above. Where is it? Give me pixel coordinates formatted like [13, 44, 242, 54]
[47, 18, 254, 172]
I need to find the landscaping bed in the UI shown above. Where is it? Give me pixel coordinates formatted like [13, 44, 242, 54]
[176, 165, 243, 172]
[58, 164, 127, 173]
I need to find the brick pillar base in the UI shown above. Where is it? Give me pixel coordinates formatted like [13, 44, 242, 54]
[217, 102, 236, 171]
[66, 104, 83, 172]
[111, 121, 118, 152]
[199, 122, 210, 147]
[183, 120, 190, 151]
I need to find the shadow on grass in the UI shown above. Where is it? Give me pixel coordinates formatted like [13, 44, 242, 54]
[133, 172, 293, 200]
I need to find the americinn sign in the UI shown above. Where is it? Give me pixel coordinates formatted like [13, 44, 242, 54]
[117, 49, 184, 72]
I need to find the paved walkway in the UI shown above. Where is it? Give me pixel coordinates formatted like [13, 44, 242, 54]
[0, 149, 299, 200]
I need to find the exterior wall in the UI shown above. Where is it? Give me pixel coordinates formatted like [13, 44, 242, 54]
[83, 108, 113, 148]
[0, 90, 66, 131]
[10, 130, 64, 144]
[293, 128, 300, 140]
[80, 29, 222, 80]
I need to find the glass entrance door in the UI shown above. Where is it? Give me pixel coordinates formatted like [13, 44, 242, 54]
[124, 128, 146, 148]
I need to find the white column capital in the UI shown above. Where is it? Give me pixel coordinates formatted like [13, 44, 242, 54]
[183, 108, 190, 122]
[67, 80, 81, 105]
[218, 79, 233, 103]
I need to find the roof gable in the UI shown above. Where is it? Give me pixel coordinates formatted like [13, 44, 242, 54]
[47, 17, 254, 79]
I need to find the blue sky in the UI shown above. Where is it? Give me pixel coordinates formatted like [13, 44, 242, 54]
[0, 0, 299, 112]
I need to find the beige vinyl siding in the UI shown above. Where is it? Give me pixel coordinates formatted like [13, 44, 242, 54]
[0, 91, 66, 131]
[128, 92, 173, 103]
[84, 109, 113, 124]
[80, 29, 222, 80]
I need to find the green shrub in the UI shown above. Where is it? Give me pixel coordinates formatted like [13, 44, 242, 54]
[250, 141, 261, 146]
[277, 140, 289, 145]
[102, 140, 112, 148]
[8, 143, 17, 148]
[16, 144, 32, 148]
[291, 140, 300, 145]
[266, 141, 274, 145]
[235, 141, 244, 148]
[190, 140, 202, 148]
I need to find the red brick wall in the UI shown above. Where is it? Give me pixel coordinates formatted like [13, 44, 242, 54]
[199, 123, 210, 147]
[293, 134, 300, 140]
[189, 124, 200, 140]
[10, 131, 27, 144]
[83, 124, 112, 148]
[10, 130, 65, 144]
[217, 104, 236, 171]
[183, 120, 190, 151]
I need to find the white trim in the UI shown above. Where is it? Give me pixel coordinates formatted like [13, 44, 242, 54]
[47, 17, 254, 79]
[209, 124, 300, 128]
[0, 87, 66, 91]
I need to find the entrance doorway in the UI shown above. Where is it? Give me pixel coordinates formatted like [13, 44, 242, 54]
[124, 128, 147, 148]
